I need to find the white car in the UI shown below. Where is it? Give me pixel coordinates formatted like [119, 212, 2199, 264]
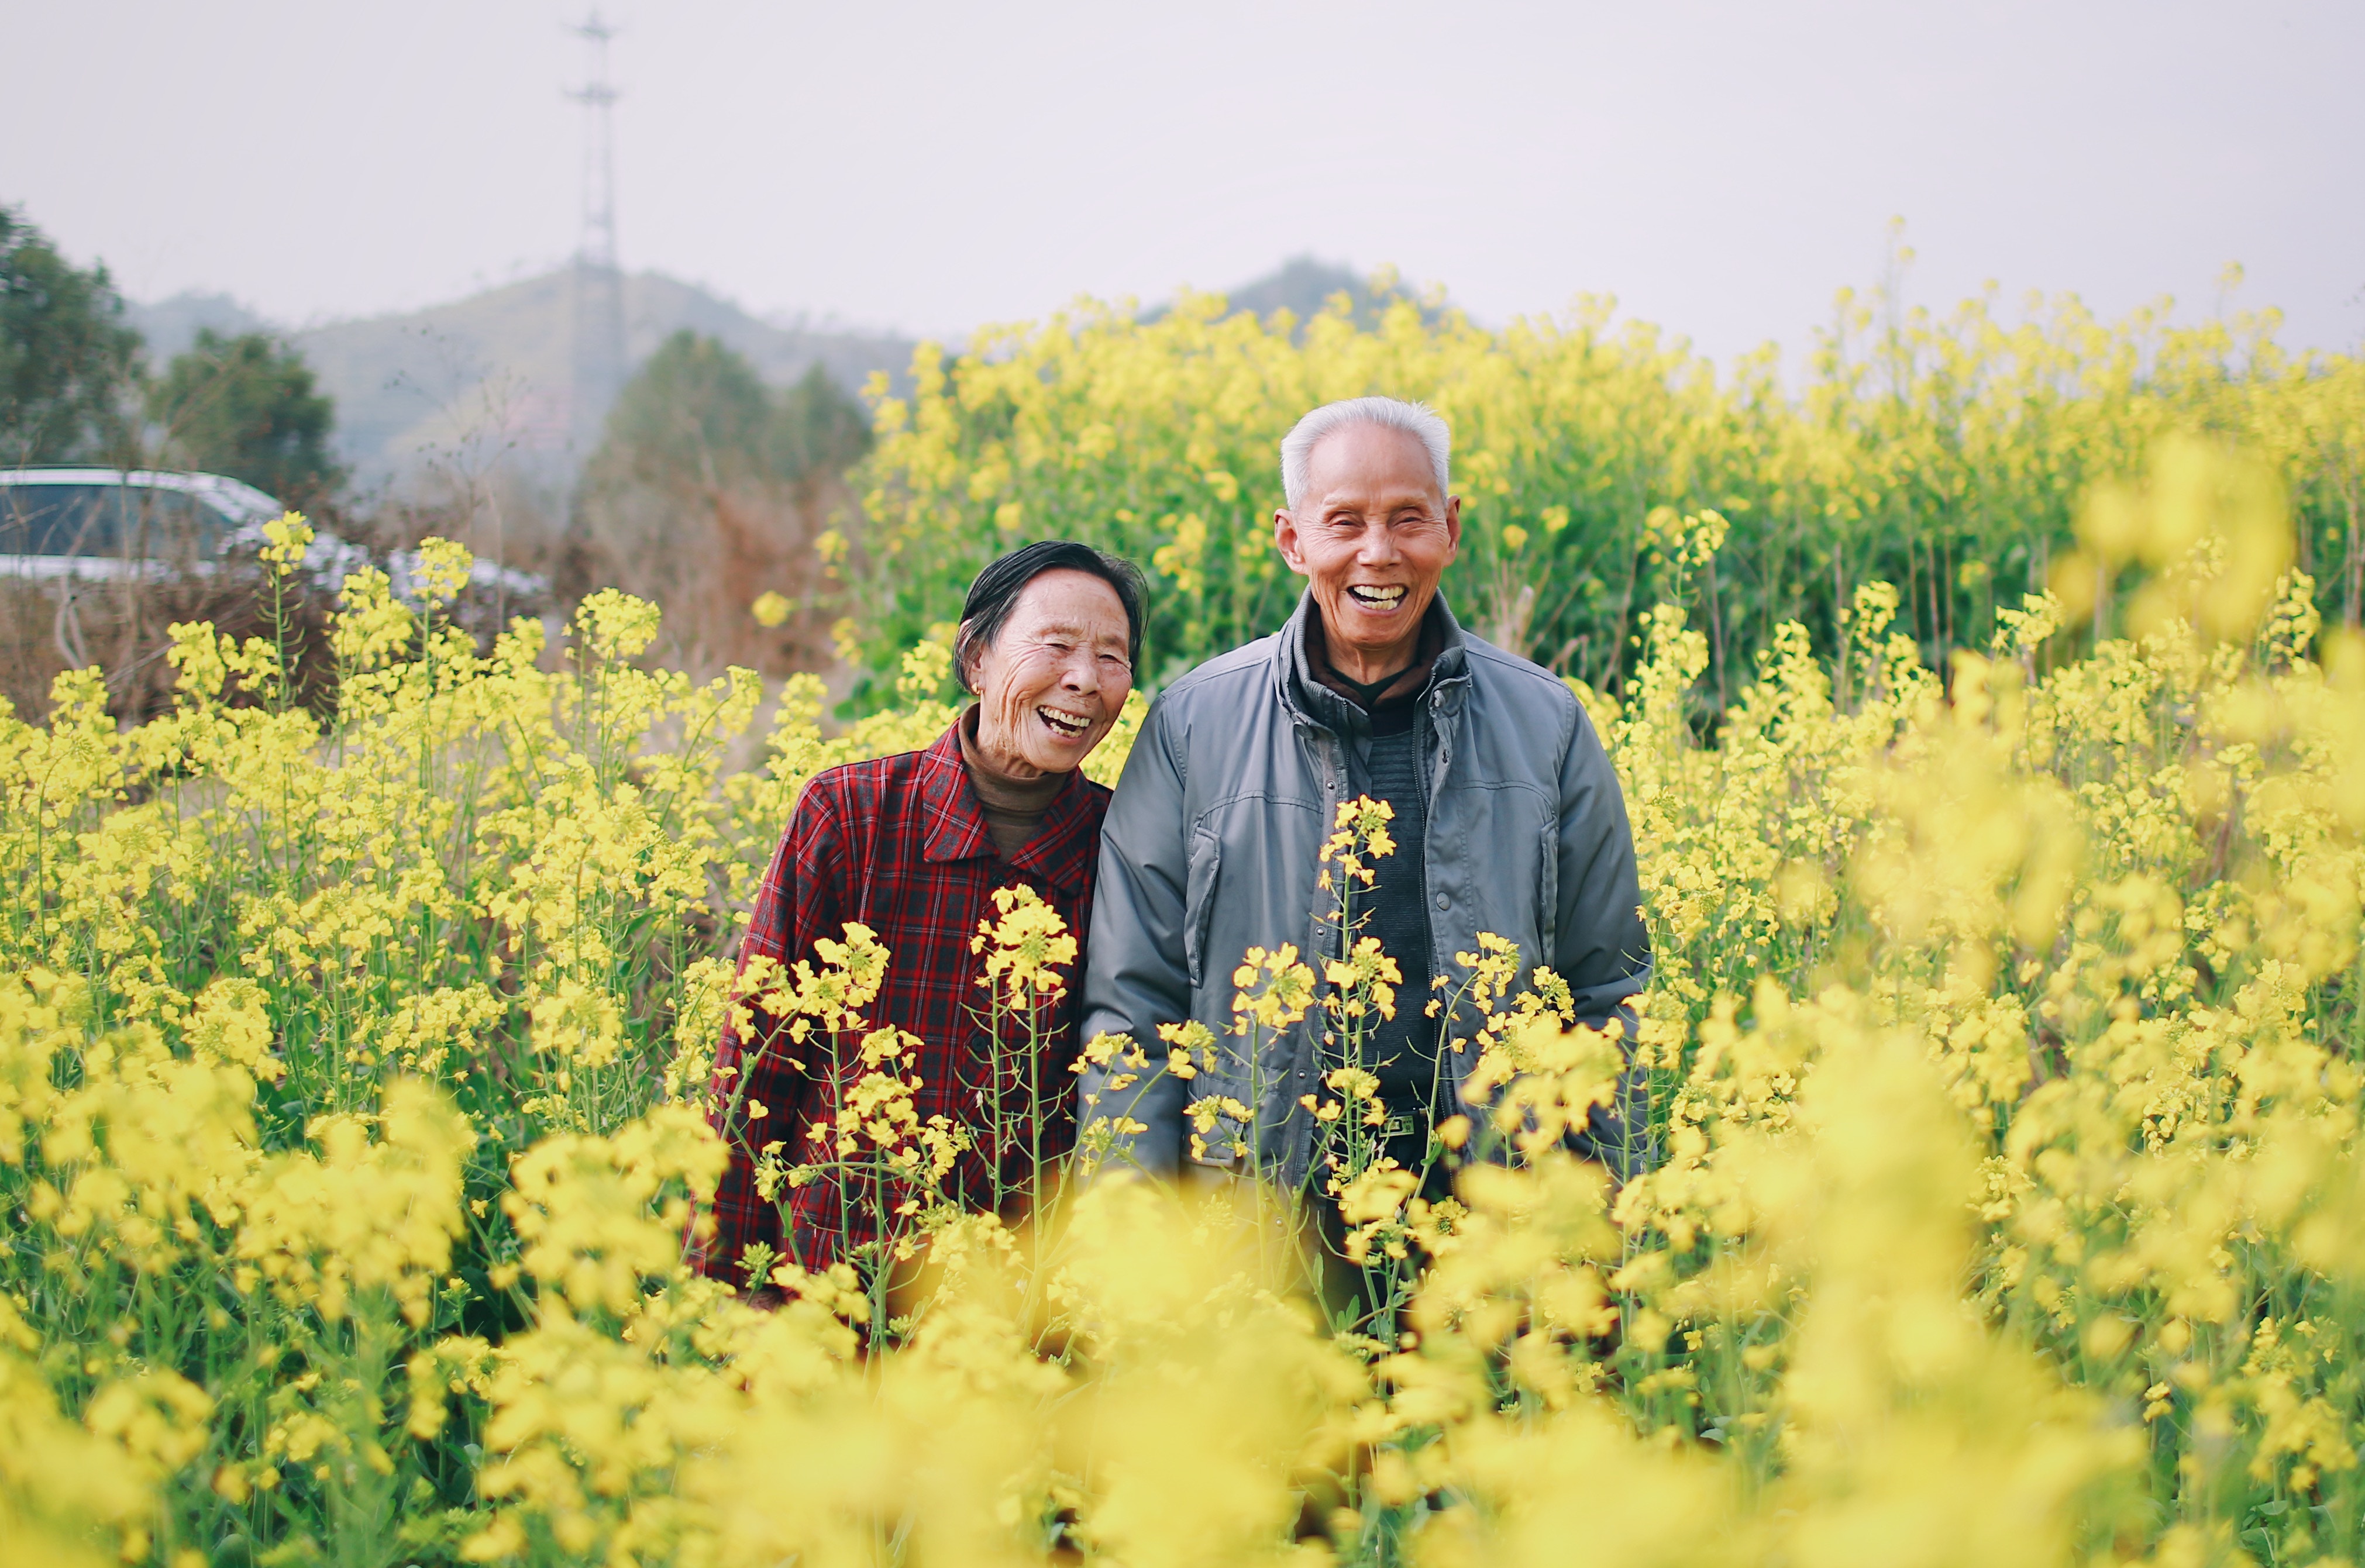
[0, 467, 364, 586]
[0, 467, 543, 601]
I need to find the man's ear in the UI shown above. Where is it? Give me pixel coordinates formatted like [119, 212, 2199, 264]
[1441, 495, 1463, 563]
[1274, 508, 1308, 575]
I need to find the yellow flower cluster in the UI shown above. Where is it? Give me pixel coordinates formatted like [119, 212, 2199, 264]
[972, 884, 1079, 1006]
[854, 275, 2365, 705]
[3, 437, 2363, 1568]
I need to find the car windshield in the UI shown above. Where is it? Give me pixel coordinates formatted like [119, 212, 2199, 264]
[0, 483, 236, 560]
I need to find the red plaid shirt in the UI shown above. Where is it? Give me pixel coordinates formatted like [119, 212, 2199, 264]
[693, 720, 1109, 1284]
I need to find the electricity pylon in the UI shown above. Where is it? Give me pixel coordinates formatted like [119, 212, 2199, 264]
[566, 12, 626, 453]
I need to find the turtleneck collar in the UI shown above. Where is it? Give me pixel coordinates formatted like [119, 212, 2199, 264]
[958, 705, 1070, 859]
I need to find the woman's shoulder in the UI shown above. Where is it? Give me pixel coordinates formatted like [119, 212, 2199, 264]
[790, 741, 952, 831]
[806, 744, 935, 795]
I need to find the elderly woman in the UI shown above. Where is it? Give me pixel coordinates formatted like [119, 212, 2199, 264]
[697, 540, 1145, 1286]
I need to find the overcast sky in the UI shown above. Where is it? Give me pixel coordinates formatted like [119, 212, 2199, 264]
[9, 0, 2360, 364]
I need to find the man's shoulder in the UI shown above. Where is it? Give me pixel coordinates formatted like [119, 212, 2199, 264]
[1156, 633, 1283, 709]
[1459, 632, 1581, 719]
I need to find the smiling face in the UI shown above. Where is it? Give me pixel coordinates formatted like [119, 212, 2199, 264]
[1274, 421, 1461, 683]
[966, 567, 1135, 778]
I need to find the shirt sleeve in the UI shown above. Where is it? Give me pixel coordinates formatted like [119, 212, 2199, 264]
[693, 780, 846, 1285]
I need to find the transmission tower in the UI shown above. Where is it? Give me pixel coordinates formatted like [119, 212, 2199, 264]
[566, 12, 626, 452]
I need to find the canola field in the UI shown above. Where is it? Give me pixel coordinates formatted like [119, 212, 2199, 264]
[849, 276, 2365, 701]
[5, 443, 2365, 1564]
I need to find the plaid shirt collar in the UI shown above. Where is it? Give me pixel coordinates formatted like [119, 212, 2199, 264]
[915, 717, 1102, 896]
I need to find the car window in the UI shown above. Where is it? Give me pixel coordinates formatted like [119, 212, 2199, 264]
[0, 484, 123, 556]
[0, 484, 240, 561]
[121, 486, 234, 560]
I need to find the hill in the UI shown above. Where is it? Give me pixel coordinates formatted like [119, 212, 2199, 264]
[125, 260, 1406, 489]
[123, 291, 271, 363]
[130, 272, 918, 487]
[1138, 256, 1436, 330]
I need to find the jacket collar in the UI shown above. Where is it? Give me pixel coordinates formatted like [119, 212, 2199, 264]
[915, 719, 1100, 896]
[1274, 588, 1471, 732]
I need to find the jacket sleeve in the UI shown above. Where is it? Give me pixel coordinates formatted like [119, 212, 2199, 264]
[693, 781, 843, 1283]
[1551, 700, 1655, 1176]
[1075, 695, 1193, 1174]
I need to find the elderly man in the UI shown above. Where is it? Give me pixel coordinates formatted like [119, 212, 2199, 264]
[1078, 396, 1650, 1196]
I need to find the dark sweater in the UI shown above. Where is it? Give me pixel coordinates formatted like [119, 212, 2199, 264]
[1351, 697, 1444, 1135]
[1288, 612, 1450, 1147]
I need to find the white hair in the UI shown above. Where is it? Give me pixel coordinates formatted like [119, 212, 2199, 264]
[1278, 396, 1452, 512]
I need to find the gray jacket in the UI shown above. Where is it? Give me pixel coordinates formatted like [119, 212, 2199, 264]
[1077, 592, 1651, 1187]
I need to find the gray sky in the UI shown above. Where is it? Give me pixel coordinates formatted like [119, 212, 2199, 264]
[9, 0, 2361, 364]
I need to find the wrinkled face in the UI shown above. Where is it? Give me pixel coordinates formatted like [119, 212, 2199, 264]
[968, 568, 1135, 777]
[1275, 422, 1460, 668]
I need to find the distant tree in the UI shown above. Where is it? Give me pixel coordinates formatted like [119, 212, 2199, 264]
[593, 331, 869, 491]
[772, 361, 873, 480]
[570, 330, 874, 673]
[146, 329, 343, 506]
[597, 329, 774, 487]
[0, 206, 143, 464]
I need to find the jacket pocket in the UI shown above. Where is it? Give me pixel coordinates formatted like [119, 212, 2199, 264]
[1183, 828, 1223, 989]
[1536, 821, 1560, 964]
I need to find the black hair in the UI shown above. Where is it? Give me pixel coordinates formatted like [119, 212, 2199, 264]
[953, 539, 1148, 694]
